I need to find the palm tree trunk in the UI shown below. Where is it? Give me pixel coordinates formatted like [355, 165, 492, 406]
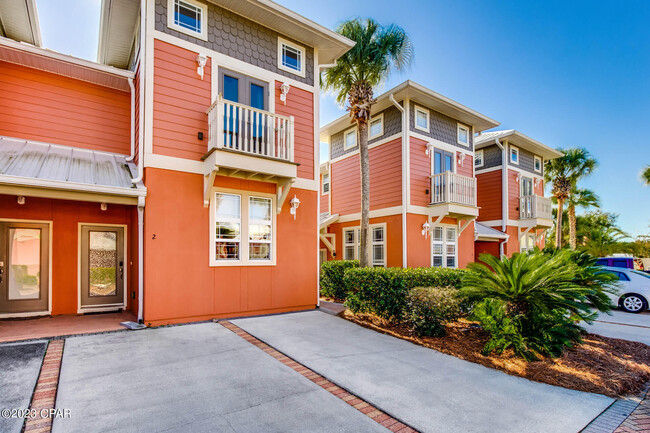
[568, 205, 577, 250]
[358, 121, 370, 267]
[555, 198, 564, 249]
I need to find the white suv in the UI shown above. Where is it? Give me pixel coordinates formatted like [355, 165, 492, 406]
[601, 266, 650, 313]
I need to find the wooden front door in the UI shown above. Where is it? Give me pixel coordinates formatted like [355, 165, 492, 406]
[80, 225, 125, 309]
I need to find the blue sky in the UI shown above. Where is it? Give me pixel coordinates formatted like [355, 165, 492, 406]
[35, 0, 650, 236]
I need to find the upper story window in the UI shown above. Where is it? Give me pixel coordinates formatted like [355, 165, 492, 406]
[457, 124, 470, 146]
[510, 145, 519, 165]
[534, 155, 542, 173]
[474, 150, 484, 168]
[344, 128, 357, 150]
[278, 37, 306, 78]
[414, 105, 429, 132]
[322, 173, 330, 194]
[369, 114, 384, 139]
[167, 0, 207, 41]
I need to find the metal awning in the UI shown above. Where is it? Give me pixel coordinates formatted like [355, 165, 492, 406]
[475, 222, 508, 242]
[0, 136, 146, 205]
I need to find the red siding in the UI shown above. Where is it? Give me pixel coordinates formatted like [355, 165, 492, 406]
[476, 170, 502, 221]
[331, 139, 402, 215]
[153, 39, 211, 160]
[319, 173, 329, 213]
[457, 151, 473, 178]
[508, 169, 520, 220]
[275, 81, 314, 180]
[410, 137, 430, 206]
[0, 61, 131, 154]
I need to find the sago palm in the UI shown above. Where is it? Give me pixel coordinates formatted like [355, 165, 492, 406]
[321, 19, 412, 267]
[544, 148, 597, 249]
[566, 188, 599, 250]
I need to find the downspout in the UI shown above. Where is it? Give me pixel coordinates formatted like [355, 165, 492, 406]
[126, 77, 136, 161]
[495, 138, 508, 256]
[137, 196, 145, 323]
[132, 0, 146, 184]
[389, 94, 408, 268]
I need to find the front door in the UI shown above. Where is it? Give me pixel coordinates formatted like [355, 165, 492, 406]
[80, 225, 125, 309]
[0, 222, 49, 314]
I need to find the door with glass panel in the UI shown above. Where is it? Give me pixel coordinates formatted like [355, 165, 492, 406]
[0, 222, 49, 314]
[520, 177, 533, 218]
[432, 149, 454, 202]
[80, 225, 124, 308]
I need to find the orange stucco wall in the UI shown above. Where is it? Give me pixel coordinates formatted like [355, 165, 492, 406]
[0, 195, 137, 315]
[0, 61, 131, 154]
[406, 214, 474, 269]
[142, 168, 318, 324]
[275, 81, 314, 180]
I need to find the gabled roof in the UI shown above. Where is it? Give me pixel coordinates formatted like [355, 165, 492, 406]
[320, 80, 500, 140]
[474, 130, 563, 160]
[0, 0, 41, 46]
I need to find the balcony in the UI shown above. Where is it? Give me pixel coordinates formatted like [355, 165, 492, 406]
[519, 195, 553, 228]
[428, 172, 478, 218]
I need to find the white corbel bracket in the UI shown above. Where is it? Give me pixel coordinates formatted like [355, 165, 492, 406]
[203, 169, 217, 207]
[277, 178, 295, 213]
[319, 233, 336, 255]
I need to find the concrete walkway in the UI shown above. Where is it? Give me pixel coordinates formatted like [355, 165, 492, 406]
[233, 311, 614, 433]
[586, 311, 650, 345]
[53, 323, 386, 433]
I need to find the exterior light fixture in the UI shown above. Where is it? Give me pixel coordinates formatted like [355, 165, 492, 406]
[280, 82, 291, 105]
[425, 142, 435, 156]
[100, 203, 108, 211]
[17, 196, 25, 205]
[289, 195, 300, 220]
[535, 178, 542, 188]
[422, 221, 430, 238]
[196, 54, 208, 80]
[457, 152, 466, 166]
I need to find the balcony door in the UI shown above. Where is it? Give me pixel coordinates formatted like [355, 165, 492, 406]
[520, 177, 533, 217]
[432, 149, 454, 202]
[80, 225, 125, 309]
[0, 222, 49, 314]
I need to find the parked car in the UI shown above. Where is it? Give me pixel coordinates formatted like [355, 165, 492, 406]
[601, 266, 650, 313]
[596, 257, 636, 269]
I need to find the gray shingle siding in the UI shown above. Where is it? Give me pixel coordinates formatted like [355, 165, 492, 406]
[330, 105, 403, 160]
[155, 0, 314, 86]
[508, 145, 543, 176]
[408, 102, 473, 151]
[477, 144, 502, 170]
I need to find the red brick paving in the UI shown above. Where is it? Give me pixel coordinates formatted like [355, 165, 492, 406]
[220, 320, 419, 432]
[24, 339, 64, 433]
[615, 389, 650, 433]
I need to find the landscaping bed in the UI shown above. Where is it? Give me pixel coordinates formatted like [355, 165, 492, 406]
[340, 309, 650, 398]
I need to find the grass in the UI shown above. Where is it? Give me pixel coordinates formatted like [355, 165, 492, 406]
[341, 309, 650, 398]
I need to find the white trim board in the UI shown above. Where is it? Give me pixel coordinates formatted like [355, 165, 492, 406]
[329, 133, 402, 164]
[409, 131, 474, 157]
[336, 206, 403, 223]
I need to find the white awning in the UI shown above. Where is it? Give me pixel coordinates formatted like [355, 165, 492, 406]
[475, 222, 508, 242]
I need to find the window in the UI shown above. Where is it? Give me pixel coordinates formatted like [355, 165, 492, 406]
[343, 229, 357, 260]
[510, 145, 519, 164]
[211, 191, 275, 265]
[474, 150, 484, 168]
[534, 155, 542, 173]
[369, 114, 384, 139]
[219, 69, 269, 109]
[342, 226, 386, 267]
[167, 0, 207, 40]
[432, 226, 456, 268]
[322, 173, 330, 194]
[457, 124, 470, 146]
[278, 37, 306, 77]
[414, 106, 429, 132]
[520, 176, 533, 196]
[344, 129, 357, 150]
[319, 249, 327, 266]
[372, 227, 385, 267]
[520, 234, 536, 253]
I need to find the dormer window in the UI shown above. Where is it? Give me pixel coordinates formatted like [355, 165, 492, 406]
[168, 0, 207, 40]
[278, 37, 306, 77]
[457, 124, 469, 146]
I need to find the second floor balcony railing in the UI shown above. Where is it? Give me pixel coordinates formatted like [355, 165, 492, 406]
[520, 195, 552, 220]
[207, 97, 294, 162]
[430, 172, 477, 207]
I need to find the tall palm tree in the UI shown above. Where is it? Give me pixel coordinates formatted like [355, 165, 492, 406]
[544, 148, 597, 249]
[642, 165, 650, 185]
[321, 19, 413, 267]
[566, 188, 599, 250]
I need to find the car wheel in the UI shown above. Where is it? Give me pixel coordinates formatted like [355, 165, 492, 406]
[619, 294, 648, 313]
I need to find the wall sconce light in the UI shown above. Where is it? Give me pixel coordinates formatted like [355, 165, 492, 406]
[17, 196, 25, 205]
[196, 54, 208, 80]
[100, 203, 108, 211]
[421, 221, 430, 238]
[289, 195, 300, 220]
[425, 142, 435, 156]
[535, 178, 542, 188]
[515, 173, 521, 182]
[280, 82, 291, 105]
[457, 152, 466, 167]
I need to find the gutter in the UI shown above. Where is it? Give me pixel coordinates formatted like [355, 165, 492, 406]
[131, 0, 145, 184]
[495, 138, 508, 256]
[126, 77, 136, 161]
[137, 196, 145, 323]
[389, 93, 408, 268]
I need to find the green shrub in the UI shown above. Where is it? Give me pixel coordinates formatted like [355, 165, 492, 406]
[320, 260, 358, 300]
[405, 287, 463, 337]
[344, 267, 466, 322]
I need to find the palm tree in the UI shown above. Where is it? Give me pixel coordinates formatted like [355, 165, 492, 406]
[566, 188, 599, 250]
[642, 165, 650, 185]
[544, 148, 597, 249]
[321, 19, 412, 267]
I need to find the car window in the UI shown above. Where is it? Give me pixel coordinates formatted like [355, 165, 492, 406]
[616, 272, 630, 281]
[631, 270, 650, 279]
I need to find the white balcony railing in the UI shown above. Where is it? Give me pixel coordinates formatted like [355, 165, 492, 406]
[430, 172, 477, 206]
[520, 195, 552, 220]
[207, 97, 294, 161]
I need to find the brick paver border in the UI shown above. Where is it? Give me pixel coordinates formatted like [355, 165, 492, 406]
[220, 320, 418, 433]
[614, 387, 650, 433]
[23, 339, 64, 433]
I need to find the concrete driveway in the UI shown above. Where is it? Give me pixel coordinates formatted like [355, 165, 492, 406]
[586, 310, 650, 345]
[52, 323, 386, 433]
[233, 311, 613, 433]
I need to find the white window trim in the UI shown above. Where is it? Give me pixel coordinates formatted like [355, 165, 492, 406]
[167, 0, 208, 41]
[509, 145, 519, 165]
[520, 233, 536, 253]
[414, 105, 430, 132]
[534, 155, 542, 173]
[342, 224, 387, 267]
[277, 37, 306, 78]
[319, 249, 328, 265]
[322, 173, 330, 195]
[474, 149, 484, 168]
[457, 123, 470, 146]
[210, 188, 277, 266]
[369, 113, 384, 139]
[431, 223, 458, 269]
[343, 127, 357, 150]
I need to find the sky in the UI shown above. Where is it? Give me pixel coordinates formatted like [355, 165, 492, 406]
[34, 0, 650, 237]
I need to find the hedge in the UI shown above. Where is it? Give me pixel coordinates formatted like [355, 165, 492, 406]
[344, 267, 466, 322]
[320, 260, 359, 300]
